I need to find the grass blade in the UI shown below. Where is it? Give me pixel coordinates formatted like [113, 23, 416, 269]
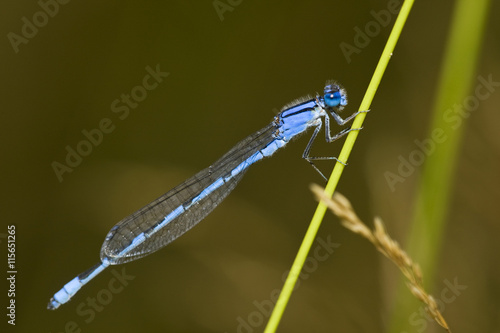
[264, 1, 416, 331]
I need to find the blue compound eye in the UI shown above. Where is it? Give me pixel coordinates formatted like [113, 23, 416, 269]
[324, 90, 342, 107]
[323, 83, 347, 108]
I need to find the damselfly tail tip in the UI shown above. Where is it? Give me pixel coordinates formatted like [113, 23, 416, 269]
[47, 297, 61, 310]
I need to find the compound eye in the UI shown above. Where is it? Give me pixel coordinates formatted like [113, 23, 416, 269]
[323, 83, 347, 108]
[324, 90, 342, 107]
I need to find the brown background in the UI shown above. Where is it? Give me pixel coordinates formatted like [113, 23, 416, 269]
[1, 1, 499, 332]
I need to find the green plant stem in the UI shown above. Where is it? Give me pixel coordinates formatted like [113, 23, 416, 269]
[389, 0, 491, 331]
[263, 1, 415, 332]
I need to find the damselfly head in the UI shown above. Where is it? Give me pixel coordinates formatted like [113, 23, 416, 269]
[323, 82, 348, 111]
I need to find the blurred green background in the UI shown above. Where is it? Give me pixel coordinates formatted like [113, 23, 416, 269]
[1, 1, 499, 332]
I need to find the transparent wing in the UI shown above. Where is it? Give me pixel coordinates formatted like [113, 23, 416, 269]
[101, 123, 277, 264]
